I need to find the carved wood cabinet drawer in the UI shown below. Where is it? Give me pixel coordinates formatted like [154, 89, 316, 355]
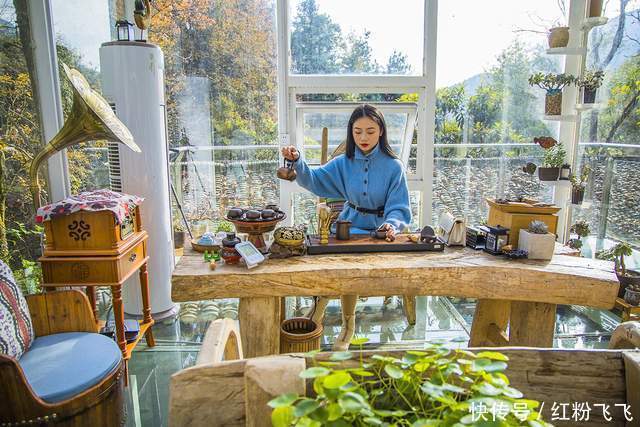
[40, 232, 148, 286]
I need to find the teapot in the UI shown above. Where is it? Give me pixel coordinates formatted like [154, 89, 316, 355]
[277, 159, 297, 181]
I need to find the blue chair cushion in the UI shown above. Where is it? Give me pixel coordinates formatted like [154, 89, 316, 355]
[18, 332, 122, 403]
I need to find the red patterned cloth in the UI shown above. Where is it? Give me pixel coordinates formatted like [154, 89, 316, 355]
[0, 260, 34, 359]
[35, 189, 143, 225]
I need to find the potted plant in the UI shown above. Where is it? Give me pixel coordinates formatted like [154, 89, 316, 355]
[534, 137, 566, 181]
[173, 221, 186, 249]
[528, 72, 576, 115]
[625, 283, 640, 306]
[569, 164, 592, 204]
[576, 70, 604, 104]
[518, 220, 556, 260]
[567, 219, 590, 255]
[597, 242, 640, 298]
[269, 339, 552, 426]
[548, 24, 570, 48]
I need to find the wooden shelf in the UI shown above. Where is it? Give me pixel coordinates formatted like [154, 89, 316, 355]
[546, 47, 587, 56]
[543, 114, 577, 121]
[575, 103, 605, 111]
[581, 16, 608, 31]
[124, 319, 155, 360]
[540, 179, 571, 188]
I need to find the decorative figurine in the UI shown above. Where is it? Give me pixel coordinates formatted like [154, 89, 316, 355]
[317, 204, 333, 245]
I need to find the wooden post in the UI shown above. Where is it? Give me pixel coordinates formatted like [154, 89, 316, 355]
[139, 261, 156, 347]
[509, 301, 556, 347]
[111, 285, 127, 357]
[402, 295, 417, 326]
[623, 351, 640, 427]
[469, 299, 510, 346]
[239, 297, 281, 357]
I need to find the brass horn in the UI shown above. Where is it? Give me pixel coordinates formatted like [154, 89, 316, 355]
[29, 63, 141, 210]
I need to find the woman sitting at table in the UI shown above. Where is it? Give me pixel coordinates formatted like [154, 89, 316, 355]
[281, 104, 412, 350]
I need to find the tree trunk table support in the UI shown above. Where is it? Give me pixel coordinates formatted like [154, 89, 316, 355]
[173, 244, 619, 357]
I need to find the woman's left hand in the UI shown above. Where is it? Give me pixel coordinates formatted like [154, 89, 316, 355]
[380, 223, 396, 241]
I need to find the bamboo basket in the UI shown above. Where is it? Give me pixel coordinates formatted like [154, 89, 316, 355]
[280, 317, 323, 353]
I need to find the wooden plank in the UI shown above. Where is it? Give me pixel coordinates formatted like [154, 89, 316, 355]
[26, 290, 98, 336]
[306, 234, 445, 254]
[469, 299, 511, 347]
[624, 352, 640, 427]
[239, 297, 281, 358]
[172, 244, 618, 308]
[244, 356, 306, 427]
[509, 302, 557, 347]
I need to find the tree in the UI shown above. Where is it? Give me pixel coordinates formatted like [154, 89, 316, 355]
[290, 0, 343, 74]
[385, 50, 411, 75]
[340, 30, 378, 73]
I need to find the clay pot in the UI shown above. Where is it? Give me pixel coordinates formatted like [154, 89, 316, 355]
[173, 230, 185, 249]
[221, 232, 241, 265]
[571, 187, 585, 205]
[335, 220, 351, 240]
[538, 167, 560, 181]
[617, 270, 640, 298]
[589, 0, 603, 17]
[582, 87, 597, 104]
[548, 27, 570, 48]
[545, 91, 563, 115]
[624, 288, 640, 306]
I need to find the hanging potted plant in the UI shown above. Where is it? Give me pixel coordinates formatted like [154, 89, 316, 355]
[589, 0, 603, 17]
[548, 24, 570, 48]
[597, 242, 640, 298]
[569, 164, 591, 204]
[529, 72, 576, 115]
[534, 137, 566, 181]
[173, 221, 186, 249]
[576, 70, 604, 104]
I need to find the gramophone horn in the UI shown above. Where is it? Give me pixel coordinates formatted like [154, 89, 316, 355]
[29, 63, 141, 209]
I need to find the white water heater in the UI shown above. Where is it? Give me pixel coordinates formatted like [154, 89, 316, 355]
[100, 41, 176, 318]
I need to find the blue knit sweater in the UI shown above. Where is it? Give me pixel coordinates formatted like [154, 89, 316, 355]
[293, 144, 412, 233]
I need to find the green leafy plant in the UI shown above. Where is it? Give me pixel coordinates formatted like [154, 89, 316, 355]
[527, 221, 549, 234]
[576, 70, 605, 90]
[215, 220, 234, 233]
[269, 339, 550, 426]
[528, 72, 576, 93]
[542, 143, 566, 167]
[596, 242, 634, 276]
[569, 165, 592, 190]
[569, 220, 590, 239]
[567, 238, 583, 250]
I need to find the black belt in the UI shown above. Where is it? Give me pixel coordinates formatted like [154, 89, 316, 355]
[347, 202, 384, 217]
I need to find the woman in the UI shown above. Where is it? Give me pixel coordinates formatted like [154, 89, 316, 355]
[281, 104, 412, 349]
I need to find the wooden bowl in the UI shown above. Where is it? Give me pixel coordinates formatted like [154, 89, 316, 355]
[190, 239, 220, 253]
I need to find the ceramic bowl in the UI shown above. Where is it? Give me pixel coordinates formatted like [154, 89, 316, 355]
[274, 226, 305, 247]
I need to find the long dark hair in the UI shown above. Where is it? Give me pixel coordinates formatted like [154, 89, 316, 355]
[346, 104, 397, 159]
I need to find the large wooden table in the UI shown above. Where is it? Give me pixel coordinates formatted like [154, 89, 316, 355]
[172, 245, 619, 357]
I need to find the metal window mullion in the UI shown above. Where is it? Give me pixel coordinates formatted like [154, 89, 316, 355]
[276, 0, 291, 221]
[28, 0, 70, 202]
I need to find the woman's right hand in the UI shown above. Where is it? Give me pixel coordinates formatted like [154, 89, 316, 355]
[281, 146, 300, 161]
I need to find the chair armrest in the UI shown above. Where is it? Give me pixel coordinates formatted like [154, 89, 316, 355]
[195, 318, 243, 365]
[26, 290, 98, 337]
[609, 321, 640, 349]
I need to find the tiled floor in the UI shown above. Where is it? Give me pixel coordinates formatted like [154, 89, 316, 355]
[123, 295, 621, 426]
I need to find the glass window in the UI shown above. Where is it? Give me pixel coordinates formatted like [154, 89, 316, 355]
[573, 0, 640, 251]
[434, 0, 564, 225]
[289, 0, 424, 75]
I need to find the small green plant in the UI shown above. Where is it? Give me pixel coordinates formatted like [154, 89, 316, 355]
[567, 238, 583, 250]
[528, 220, 549, 234]
[528, 72, 576, 93]
[576, 70, 604, 90]
[570, 220, 590, 239]
[215, 220, 234, 233]
[570, 165, 592, 190]
[269, 339, 551, 426]
[596, 242, 634, 276]
[542, 143, 566, 167]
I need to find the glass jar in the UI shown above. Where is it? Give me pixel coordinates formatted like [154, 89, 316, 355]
[221, 232, 241, 265]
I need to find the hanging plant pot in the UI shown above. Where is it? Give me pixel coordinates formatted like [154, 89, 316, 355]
[571, 187, 585, 205]
[545, 90, 562, 115]
[582, 87, 597, 104]
[589, 0, 603, 17]
[548, 27, 570, 48]
[538, 167, 560, 181]
[280, 317, 323, 353]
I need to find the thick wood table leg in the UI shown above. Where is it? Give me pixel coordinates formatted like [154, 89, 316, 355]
[239, 297, 281, 357]
[139, 262, 156, 347]
[402, 295, 417, 326]
[469, 299, 510, 347]
[111, 285, 127, 358]
[509, 301, 556, 347]
[85, 286, 99, 323]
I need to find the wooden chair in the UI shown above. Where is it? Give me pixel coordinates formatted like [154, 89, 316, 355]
[0, 290, 125, 426]
[169, 318, 640, 426]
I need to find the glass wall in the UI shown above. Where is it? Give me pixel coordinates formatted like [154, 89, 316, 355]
[434, 0, 564, 226]
[573, 0, 640, 251]
[289, 0, 424, 75]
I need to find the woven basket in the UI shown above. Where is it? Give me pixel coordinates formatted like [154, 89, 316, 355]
[280, 317, 323, 353]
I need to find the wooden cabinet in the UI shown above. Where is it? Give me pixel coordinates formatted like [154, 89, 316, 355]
[486, 199, 561, 247]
